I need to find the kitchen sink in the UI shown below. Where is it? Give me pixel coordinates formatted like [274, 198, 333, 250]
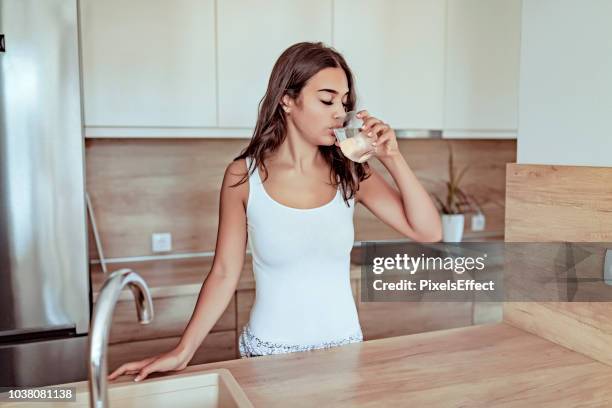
[0, 369, 253, 408]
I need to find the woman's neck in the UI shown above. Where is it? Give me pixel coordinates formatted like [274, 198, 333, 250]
[269, 131, 324, 173]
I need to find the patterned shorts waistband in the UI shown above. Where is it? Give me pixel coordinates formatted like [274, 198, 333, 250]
[238, 324, 363, 358]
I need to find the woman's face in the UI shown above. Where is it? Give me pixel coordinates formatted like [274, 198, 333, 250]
[282, 67, 350, 147]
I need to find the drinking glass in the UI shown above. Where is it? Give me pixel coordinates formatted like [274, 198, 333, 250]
[333, 111, 376, 163]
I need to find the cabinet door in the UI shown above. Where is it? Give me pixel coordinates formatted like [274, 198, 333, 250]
[108, 294, 236, 344]
[333, 0, 446, 130]
[443, 0, 521, 138]
[80, 0, 217, 127]
[217, 0, 333, 127]
[108, 331, 237, 371]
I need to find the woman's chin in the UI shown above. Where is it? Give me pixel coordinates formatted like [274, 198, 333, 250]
[313, 133, 337, 147]
[322, 134, 337, 145]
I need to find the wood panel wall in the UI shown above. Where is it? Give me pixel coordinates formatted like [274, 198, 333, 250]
[85, 138, 515, 259]
[504, 163, 612, 365]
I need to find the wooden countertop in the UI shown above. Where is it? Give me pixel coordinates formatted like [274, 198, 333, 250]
[102, 322, 612, 407]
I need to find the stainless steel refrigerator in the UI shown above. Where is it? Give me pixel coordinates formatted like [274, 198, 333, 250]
[0, 0, 91, 387]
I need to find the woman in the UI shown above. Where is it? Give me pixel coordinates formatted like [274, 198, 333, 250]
[109, 42, 441, 382]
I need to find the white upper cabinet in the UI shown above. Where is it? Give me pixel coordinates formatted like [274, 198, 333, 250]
[443, 0, 522, 138]
[80, 0, 217, 128]
[79, 0, 522, 138]
[333, 0, 446, 131]
[217, 0, 333, 128]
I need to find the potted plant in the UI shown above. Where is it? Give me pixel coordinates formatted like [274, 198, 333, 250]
[431, 145, 478, 242]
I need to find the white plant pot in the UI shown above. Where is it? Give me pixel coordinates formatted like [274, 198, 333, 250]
[441, 214, 465, 242]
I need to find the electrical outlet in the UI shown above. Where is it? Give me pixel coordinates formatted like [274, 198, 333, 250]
[152, 232, 172, 252]
[471, 213, 486, 232]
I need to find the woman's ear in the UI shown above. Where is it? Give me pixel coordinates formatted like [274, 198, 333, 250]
[281, 95, 292, 113]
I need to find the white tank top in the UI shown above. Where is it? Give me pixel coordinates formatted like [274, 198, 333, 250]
[239, 156, 363, 357]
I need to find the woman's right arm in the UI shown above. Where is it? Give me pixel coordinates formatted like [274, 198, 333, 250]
[108, 159, 249, 382]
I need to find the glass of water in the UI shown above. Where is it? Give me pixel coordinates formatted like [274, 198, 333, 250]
[333, 111, 376, 163]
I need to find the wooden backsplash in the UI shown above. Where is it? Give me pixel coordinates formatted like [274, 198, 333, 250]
[85, 138, 515, 259]
[504, 163, 612, 365]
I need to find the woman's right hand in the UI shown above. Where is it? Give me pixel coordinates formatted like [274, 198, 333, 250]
[107, 347, 191, 382]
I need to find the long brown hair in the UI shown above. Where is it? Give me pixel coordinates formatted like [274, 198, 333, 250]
[232, 42, 371, 206]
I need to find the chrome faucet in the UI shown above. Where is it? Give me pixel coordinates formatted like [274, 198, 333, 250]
[88, 269, 154, 408]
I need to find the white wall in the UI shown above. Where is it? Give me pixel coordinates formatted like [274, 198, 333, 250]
[518, 0, 612, 167]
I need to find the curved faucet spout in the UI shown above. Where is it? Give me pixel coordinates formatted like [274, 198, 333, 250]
[88, 268, 154, 408]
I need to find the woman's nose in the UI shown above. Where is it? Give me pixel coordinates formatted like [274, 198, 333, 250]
[334, 109, 347, 124]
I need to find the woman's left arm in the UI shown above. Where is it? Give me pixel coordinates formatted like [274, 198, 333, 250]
[353, 110, 442, 243]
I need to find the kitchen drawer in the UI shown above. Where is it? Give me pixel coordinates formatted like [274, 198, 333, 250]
[108, 293, 236, 344]
[108, 330, 237, 372]
[358, 301, 473, 340]
[236, 290, 255, 333]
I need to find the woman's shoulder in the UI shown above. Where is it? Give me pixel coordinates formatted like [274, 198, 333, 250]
[226, 157, 248, 175]
[222, 158, 250, 204]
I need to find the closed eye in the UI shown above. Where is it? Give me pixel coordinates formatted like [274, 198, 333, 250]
[321, 100, 349, 109]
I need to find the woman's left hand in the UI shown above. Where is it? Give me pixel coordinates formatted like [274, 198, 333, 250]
[356, 110, 400, 161]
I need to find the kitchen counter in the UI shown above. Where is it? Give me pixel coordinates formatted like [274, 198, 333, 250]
[103, 322, 612, 407]
[90, 237, 506, 367]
